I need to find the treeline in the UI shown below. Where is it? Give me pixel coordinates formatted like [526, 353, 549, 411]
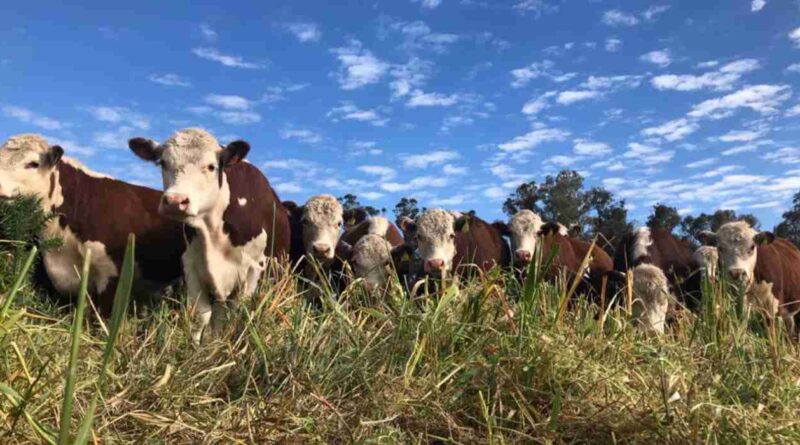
[338, 169, 800, 250]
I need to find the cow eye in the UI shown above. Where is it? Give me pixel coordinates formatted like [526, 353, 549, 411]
[25, 161, 40, 169]
[449, 233, 456, 240]
[207, 164, 216, 172]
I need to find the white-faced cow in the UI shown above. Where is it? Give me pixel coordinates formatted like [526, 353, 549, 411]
[338, 216, 412, 290]
[699, 222, 800, 337]
[0, 134, 185, 314]
[397, 209, 509, 280]
[629, 264, 672, 335]
[284, 195, 344, 268]
[129, 128, 290, 341]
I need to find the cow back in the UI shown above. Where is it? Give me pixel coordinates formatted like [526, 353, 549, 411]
[755, 239, 800, 315]
[454, 216, 509, 273]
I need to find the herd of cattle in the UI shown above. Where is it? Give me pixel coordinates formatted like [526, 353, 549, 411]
[1, 128, 799, 341]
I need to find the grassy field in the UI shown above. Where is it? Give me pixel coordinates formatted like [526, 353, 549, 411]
[1, 207, 800, 443]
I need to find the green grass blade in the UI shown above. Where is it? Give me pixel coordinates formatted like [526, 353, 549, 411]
[57, 249, 92, 445]
[0, 245, 38, 321]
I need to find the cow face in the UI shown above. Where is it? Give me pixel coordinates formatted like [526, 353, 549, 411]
[630, 264, 670, 335]
[349, 234, 394, 289]
[0, 135, 63, 202]
[699, 222, 774, 285]
[129, 128, 249, 224]
[692, 246, 719, 281]
[507, 210, 543, 265]
[406, 209, 467, 275]
[301, 195, 343, 262]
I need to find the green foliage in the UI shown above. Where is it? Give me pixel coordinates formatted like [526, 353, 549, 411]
[775, 190, 800, 247]
[338, 194, 383, 216]
[680, 209, 761, 246]
[393, 196, 425, 220]
[646, 203, 681, 232]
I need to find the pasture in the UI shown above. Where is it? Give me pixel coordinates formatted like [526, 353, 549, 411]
[1, 199, 800, 444]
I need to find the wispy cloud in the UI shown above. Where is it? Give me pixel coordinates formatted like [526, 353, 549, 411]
[605, 38, 622, 52]
[602, 10, 639, 27]
[406, 89, 461, 107]
[3, 106, 64, 130]
[280, 128, 322, 144]
[327, 102, 389, 126]
[498, 126, 569, 152]
[403, 149, 459, 168]
[688, 84, 792, 119]
[148, 73, 191, 87]
[199, 24, 217, 41]
[751, 0, 766, 12]
[204, 94, 251, 110]
[85, 106, 149, 129]
[651, 59, 760, 92]
[641, 118, 699, 142]
[640, 49, 672, 68]
[411, 0, 442, 9]
[285, 22, 321, 43]
[192, 47, 265, 69]
[331, 39, 389, 90]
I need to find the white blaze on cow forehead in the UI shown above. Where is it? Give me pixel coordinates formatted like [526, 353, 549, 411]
[303, 194, 343, 223]
[161, 128, 221, 163]
[417, 209, 455, 239]
[368, 216, 390, 237]
[632, 227, 653, 262]
[509, 209, 543, 235]
[715, 221, 758, 247]
[2, 133, 50, 154]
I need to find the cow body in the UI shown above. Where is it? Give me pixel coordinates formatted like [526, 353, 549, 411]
[129, 128, 290, 341]
[0, 135, 184, 314]
[537, 223, 613, 298]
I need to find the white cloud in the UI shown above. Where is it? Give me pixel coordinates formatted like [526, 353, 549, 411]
[390, 20, 460, 53]
[624, 142, 674, 165]
[697, 60, 719, 69]
[556, 90, 601, 104]
[751, 0, 766, 11]
[204, 94, 251, 110]
[715, 129, 767, 143]
[86, 106, 149, 129]
[217, 111, 261, 125]
[692, 165, 741, 179]
[443, 164, 467, 175]
[381, 175, 449, 192]
[687, 157, 717, 168]
[93, 126, 136, 150]
[406, 90, 460, 107]
[602, 10, 639, 27]
[513, 0, 559, 16]
[786, 103, 800, 117]
[192, 47, 264, 69]
[484, 186, 508, 199]
[763, 147, 800, 164]
[522, 92, 555, 115]
[390, 57, 432, 98]
[787, 63, 800, 74]
[510, 60, 555, 88]
[688, 84, 792, 119]
[148, 73, 191, 87]
[581, 75, 642, 91]
[262, 83, 309, 103]
[640, 49, 671, 68]
[790, 27, 800, 47]
[573, 139, 612, 156]
[498, 126, 569, 152]
[3, 106, 64, 130]
[357, 165, 396, 180]
[262, 158, 317, 171]
[641, 118, 699, 141]
[274, 182, 303, 194]
[403, 150, 459, 168]
[642, 5, 670, 20]
[605, 38, 622, 52]
[280, 128, 322, 144]
[651, 59, 760, 92]
[327, 102, 388, 126]
[43, 135, 95, 157]
[331, 40, 389, 90]
[412, 0, 442, 9]
[285, 22, 321, 43]
[199, 24, 217, 42]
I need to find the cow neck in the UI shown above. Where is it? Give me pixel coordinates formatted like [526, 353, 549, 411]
[44, 160, 86, 239]
[185, 173, 232, 248]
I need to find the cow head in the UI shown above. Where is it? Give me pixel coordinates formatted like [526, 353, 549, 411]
[396, 216, 418, 248]
[348, 234, 395, 289]
[506, 210, 544, 265]
[403, 209, 468, 275]
[698, 221, 774, 286]
[300, 195, 343, 263]
[0, 135, 63, 203]
[128, 128, 249, 224]
[343, 208, 369, 230]
[630, 264, 670, 335]
[692, 245, 719, 281]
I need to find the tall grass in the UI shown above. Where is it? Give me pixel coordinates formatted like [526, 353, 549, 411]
[0, 205, 799, 442]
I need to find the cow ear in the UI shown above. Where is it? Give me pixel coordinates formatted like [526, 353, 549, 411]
[568, 224, 582, 238]
[391, 244, 414, 264]
[397, 216, 416, 233]
[697, 230, 717, 246]
[336, 241, 353, 261]
[492, 221, 509, 237]
[128, 138, 162, 163]
[755, 231, 775, 245]
[282, 200, 298, 213]
[221, 140, 250, 166]
[455, 215, 470, 233]
[45, 145, 64, 166]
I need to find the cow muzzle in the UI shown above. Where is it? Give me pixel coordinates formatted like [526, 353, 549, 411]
[515, 250, 532, 264]
[159, 192, 192, 218]
[312, 242, 334, 260]
[424, 258, 446, 273]
[727, 268, 748, 283]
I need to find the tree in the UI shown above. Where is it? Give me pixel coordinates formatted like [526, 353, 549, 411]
[583, 187, 632, 251]
[775, 191, 800, 247]
[393, 197, 425, 220]
[646, 204, 681, 232]
[679, 210, 761, 246]
[339, 194, 381, 216]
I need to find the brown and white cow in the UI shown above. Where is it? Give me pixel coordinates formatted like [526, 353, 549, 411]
[0, 134, 185, 314]
[284, 195, 344, 268]
[629, 264, 672, 335]
[691, 245, 719, 282]
[129, 128, 290, 341]
[699, 222, 800, 336]
[397, 209, 509, 279]
[338, 216, 412, 290]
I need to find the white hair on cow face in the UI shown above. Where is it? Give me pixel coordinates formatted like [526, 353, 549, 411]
[508, 210, 543, 265]
[692, 246, 718, 280]
[414, 208, 457, 274]
[631, 264, 671, 335]
[701, 221, 773, 286]
[351, 234, 393, 289]
[631, 227, 653, 263]
[129, 128, 250, 225]
[0, 134, 64, 204]
[302, 194, 343, 262]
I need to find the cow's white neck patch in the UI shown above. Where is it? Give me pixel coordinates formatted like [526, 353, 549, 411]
[238, 197, 247, 206]
[632, 227, 653, 262]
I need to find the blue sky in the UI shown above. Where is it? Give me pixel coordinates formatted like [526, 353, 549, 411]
[1, 0, 799, 228]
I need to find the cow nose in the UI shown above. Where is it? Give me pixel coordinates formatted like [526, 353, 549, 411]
[729, 269, 747, 282]
[425, 259, 445, 272]
[162, 193, 190, 212]
[313, 243, 331, 257]
[515, 250, 532, 263]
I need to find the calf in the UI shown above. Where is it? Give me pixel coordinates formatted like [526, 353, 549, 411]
[0, 134, 184, 314]
[699, 222, 800, 337]
[284, 195, 344, 270]
[397, 209, 509, 279]
[629, 264, 671, 335]
[338, 217, 413, 290]
[129, 128, 290, 341]
[613, 227, 696, 309]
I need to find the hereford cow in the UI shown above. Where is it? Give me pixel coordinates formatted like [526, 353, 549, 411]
[129, 128, 290, 341]
[337, 216, 413, 290]
[613, 227, 696, 309]
[396, 209, 509, 279]
[284, 195, 344, 269]
[699, 222, 800, 337]
[629, 264, 672, 335]
[0, 134, 185, 314]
